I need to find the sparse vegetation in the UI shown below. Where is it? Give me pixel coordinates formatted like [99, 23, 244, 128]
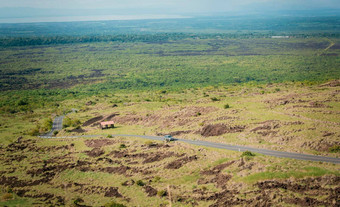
[211, 97, 220, 102]
[157, 190, 167, 197]
[2, 193, 13, 200]
[63, 117, 81, 128]
[242, 151, 256, 157]
[104, 201, 126, 207]
[136, 180, 145, 186]
[329, 145, 340, 153]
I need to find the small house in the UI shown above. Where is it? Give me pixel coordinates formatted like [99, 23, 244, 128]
[100, 121, 115, 129]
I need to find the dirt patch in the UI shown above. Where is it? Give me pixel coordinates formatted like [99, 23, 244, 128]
[143, 152, 176, 164]
[264, 94, 308, 107]
[301, 139, 340, 152]
[319, 80, 340, 87]
[0, 175, 52, 188]
[86, 148, 104, 157]
[143, 185, 158, 197]
[216, 116, 238, 121]
[201, 124, 244, 137]
[82, 116, 103, 127]
[85, 139, 116, 148]
[309, 102, 331, 108]
[284, 197, 325, 206]
[157, 130, 192, 136]
[104, 187, 123, 198]
[284, 121, 304, 125]
[121, 179, 135, 186]
[70, 127, 86, 133]
[201, 161, 235, 175]
[201, 124, 227, 137]
[199, 161, 235, 188]
[251, 120, 280, 136]
[104, 113, 119, 121]
[165, 155, 198, 169]
[102, 166, 131, 175]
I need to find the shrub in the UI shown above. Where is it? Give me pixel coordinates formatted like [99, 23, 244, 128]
[73, 198, 83, 205]
[28, 127, 40, 136]
[119, 144, 126, 149]
[17, 99, 28, 106]
[153, 176, 161, 182]
[329, 145, 340, 153]
[157, 190, 167, 197]
[196, 112, 201, 116]
[211, 97, 220, 101]
[40, 118, 53, 132]
[224, 104, 230, 109]
[53, 130, 59, 135]
[241, 150, 255, 157]
[104, 201, 126, 207]
[2, 193, 13, 200]
[136, 180, 145, 186]
[6, 187, 13, 193]
[145, 141, 155, 147]
[107, 134, 113, 138]
[63, 117, 81, 128]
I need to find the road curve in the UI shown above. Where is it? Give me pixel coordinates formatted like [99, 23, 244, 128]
[39, 114, 340, 164]
[42, 109, 77, 136]
[42, 115, 64, 137]
[40, 133, 340, 164]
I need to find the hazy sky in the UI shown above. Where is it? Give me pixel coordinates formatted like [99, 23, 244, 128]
[1, 0, 339, 11]
[0, 0, 339, 22]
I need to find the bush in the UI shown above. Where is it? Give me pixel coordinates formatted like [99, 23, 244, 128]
[136, 180, 145, 186]
[157, 190, 167, 197]
[2, 193, 13, 200]
[73, 198, 84, 205]
[63, 117, 81, 128]
[211, 97, 220, 102]
[145, 141, 155, 147]
[153, 176, 161, 182]
[119, 144, 126, 149]
[53, 130, 59, 135]
[28, 127, 40, 136]
[17, 99, 28, 106]
[104, 201, 126, 207]
[107, 134, 113, 138]
[224, 104, 230, 109]
[40, 118, 53, 132]
[329, 145, 340, 153]
[241, 150, 255, 157]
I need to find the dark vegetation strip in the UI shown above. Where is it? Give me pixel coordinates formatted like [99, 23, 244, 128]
[1, 32, 340, 47]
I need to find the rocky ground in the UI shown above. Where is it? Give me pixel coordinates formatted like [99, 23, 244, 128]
[0, 136, 339, 206]
[1, 81, 339, 206]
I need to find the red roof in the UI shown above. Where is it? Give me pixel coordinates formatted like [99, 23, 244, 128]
[100, 121, 115, 126]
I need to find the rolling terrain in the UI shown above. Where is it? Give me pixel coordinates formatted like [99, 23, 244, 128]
[0, 16, 340, 206]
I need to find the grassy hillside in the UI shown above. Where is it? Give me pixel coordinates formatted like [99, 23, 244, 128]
[0, 29, 339, 206]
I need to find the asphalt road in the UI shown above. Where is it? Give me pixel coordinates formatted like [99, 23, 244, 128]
[40, 115, 340, 164]
[43, 115, 64, 137]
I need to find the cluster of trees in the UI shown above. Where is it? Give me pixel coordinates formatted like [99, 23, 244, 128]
[1, 32, 339, 47]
